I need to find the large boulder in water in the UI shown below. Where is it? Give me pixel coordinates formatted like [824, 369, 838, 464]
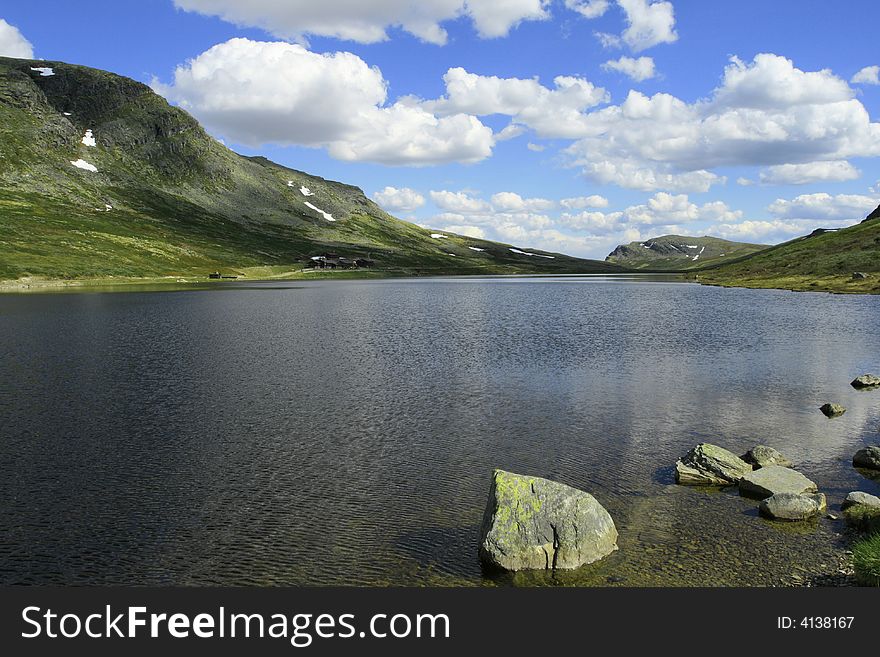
[739, 465, 818, 499]
[759, 493, 826, 521]
[851, 374, 880, 389]
[853, 446, 880, 470]
[741, 445, 794, 469]
[675, 443, 752, 486]
[479, 469, 618, 572]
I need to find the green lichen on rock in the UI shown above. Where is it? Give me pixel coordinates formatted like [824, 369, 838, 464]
[479, 469, 618, 572]
[844, 505, 880, 534]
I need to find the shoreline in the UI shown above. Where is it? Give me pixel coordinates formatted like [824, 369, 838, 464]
[0, 269, 681, 294]
[4, 270, 880, 296]
[689, 273, 880, 296]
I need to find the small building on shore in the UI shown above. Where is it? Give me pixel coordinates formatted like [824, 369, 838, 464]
[306, 254, 375, 270]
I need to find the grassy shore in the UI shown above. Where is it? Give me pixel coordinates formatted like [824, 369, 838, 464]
[690, 273, 880, 295]
[0, 263, 624, 294]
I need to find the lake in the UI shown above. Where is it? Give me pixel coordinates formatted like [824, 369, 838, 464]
[1, 276, 878, 586]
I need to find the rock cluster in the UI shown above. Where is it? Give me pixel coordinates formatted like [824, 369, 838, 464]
[675, 443, 825, 522]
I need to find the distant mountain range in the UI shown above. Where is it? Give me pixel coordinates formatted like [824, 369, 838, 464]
[0, 56, 621, 284]
[605, 235, 767, 270]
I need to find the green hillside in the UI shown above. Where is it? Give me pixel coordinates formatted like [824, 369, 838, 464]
[694, 213, 880, 293]
[0, 56, 622, 287]
[606, 234, 767, 270]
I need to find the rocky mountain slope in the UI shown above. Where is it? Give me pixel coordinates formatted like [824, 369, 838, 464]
[0, 56, 623, 283]
[605, 235, 767, 270]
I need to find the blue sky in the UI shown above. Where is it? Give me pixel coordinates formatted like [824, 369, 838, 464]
[2, 0, 880, 258]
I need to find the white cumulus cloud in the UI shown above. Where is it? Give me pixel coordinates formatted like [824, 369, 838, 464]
[153, 38, 494, 166]
[768, 193, 878, 222]
[429, 190, 493, 214]
[490, 191, 555, 212]
[173, 0, 550, 45]
[564, 53, 880, 192]
[0, 18, 34, 58]
[601, 55, 655, 81]
[851, 65, 880, 85]
[758, 161, 861, 185]
[420, 66, 609, 139]
[618, 0, 678, 52]
[560, 195, 609, 209]
[565, 0, 611, 19]
[372, 187, 426, 212]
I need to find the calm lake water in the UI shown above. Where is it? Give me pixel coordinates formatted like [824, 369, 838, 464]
[1, 276, 879, 586]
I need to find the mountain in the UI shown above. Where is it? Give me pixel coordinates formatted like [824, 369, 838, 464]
[0, 56, 622, 284]
[605, 235, 767, 270]
[694, 207, 880, 293]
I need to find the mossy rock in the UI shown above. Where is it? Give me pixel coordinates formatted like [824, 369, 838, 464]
[844, 505, 880, 534]
[479, 470, 618, 572]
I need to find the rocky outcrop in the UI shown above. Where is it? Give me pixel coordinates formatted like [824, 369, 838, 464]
[853, 446, 880, 470]
[820, 403, 846, 418]
[479, 470, 618, 572]
[738, 465, 818, 499]
[759, 493, 826, 521]
[675, 443, 752, 486]
[842, 491, 880, 510]
[741, 445, 794, 469]
[851, 374, 880, 389]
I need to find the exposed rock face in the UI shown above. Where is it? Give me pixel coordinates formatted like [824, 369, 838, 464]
[479, 470, 618, 572]
[759, 493, 827, 521]
[675, 443, 753, 486]
[853, 446, 880, 470]
[738, 465, 818, 499]
[842, 491, 880, 510]
[820, 403, 846, 417]
[851, 374, 880, 389]
[741, 445, 794, 469]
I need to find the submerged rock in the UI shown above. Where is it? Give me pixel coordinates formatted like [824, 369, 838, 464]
[851, 374, 880, 389]
[842, 491, 880, 510]
[675, 443, 752, 486]
[738, 465, 818, 499]
[479, 469, 618, 572]
[759, 493, 827, 521]
[853, 446, 880, 470]
[820, 403, 846, 418]
[741, 445, 794, 469]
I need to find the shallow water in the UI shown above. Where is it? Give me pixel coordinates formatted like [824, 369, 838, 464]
[0, 276, 878, 586]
